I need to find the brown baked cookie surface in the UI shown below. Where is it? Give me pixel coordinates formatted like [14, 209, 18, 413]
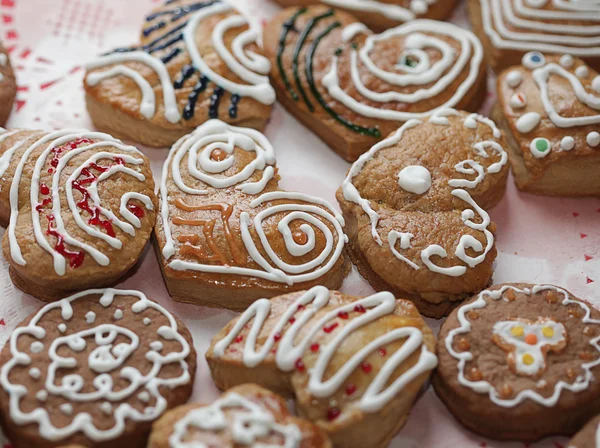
[155, 120, 350, 310]
[0, 288, 197, 448]
[148, 384, 332, 447]
[493, 53, 600, 197]
[569, 415, 600, 448]
[433, 283, 600, 442]
[263, 6, 486, 161]
[84, 0, 275, 148]
[468, 0, 600, 73]
[270, 0, 459, 31]
[0, 42, 16, 126]
[336, 109, 508, 318]
[206, 286, 437, 448]
[0, 129, 157, 301]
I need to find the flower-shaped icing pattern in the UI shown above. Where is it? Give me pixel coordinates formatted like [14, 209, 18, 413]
[492, 318, 567, 377]
[0, 289, 195, 447]
[84, 0, 275, 147]
[155, 120, 350, 310]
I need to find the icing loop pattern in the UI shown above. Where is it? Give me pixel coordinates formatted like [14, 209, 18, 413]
[0, 289, 192, 442]
[321, 0, 438, 22]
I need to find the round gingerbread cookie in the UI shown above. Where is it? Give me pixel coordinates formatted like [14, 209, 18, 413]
[0, 288, 196, 448]
[0, 42, 16, 126]
[433, 283, 600, 442]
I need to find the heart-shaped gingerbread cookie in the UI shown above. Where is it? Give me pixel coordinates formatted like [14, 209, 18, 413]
[84, 0, 275, 147]
[155, 120, 350, 310]
[263, 6, 486, 161]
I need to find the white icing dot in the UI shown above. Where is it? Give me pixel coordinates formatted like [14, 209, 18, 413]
[506, 70, 522, 88]
[57, 324, 67, 333]
[138, 391, 150, 403]
[559, 54, 573, 69]
[522, 51, 545, 69]
[509, 93, 527, 109]
[530, 138, 552, 159]
[516, 112, 541, 133]
[30, 342, 44, 354]
[560, 136, 575, 151]
[114, 309, 123, 320]
[576, 66, 589, 79]
[410, 0, 428, 14]
[100, 402, 112, 415]
[150, 341, 163, 351]
[143, 318, 152, 326]
[36, 390, 48, 402]
[85, 311, 96, 324]
[60, 403, 73, 415]
[587, 132, 600, 148]
[397, 166, 432, 195]
[28, 368, 41, 379]
[592, 76, 600, 94]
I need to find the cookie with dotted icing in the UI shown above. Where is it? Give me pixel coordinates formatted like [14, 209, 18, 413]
[568, 415, 600, 448]
[433, 283, 600, 441]
[262, 6, 486, 161]
[271, 0, 459, 32]
[0, 288, 196, 448]
[84, 0, 275, 148]
[205, 285, 437, 448]
[492, 53, 600, 196]
[336, 109, 509, 318]
[468, 0, 600, 73]
[148, 384, 332, 448]
[0, 129, 157, 301]
[0, 42, 16, 126]
[155, 119, 350, 310]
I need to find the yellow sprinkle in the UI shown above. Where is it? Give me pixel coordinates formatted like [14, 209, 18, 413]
[523, 353, 534, 365]
[542, 327, 554, 338]
[511, 326, 524, 337]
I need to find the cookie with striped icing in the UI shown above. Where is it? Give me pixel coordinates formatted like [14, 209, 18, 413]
[263, 6, 486, 161]
[84, 0, 275, 148]
[271, 0, 459, 31]
[155, 120, 350, 310]
[468, 0, 600, 72]
[0, 129, 157, 301]
[0, 42, 15, 126]
[148, 384, 331, 448]
[206, 286, 437, 448]
[492, 53, 600, 196]
[336, 109, 509, 318]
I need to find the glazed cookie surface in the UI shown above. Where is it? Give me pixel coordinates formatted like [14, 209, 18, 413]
[270, 0, 459, 31]
[0, 43, 16, 126]
[0, 288, 196, 448]
[569, 415, 600, 448]
[493, 53, 600, 197]
[84, 0, 275, 147]
[148, 384, 332, 447]
[263, 6, 486, 161]
[468, 0, 600, 72]
[0, 129, 157, 301]
[336, 109, 509, 318]
[433, 283, 600, 442]
[206, 286, 437, 448]
[155, 119, 350, 310]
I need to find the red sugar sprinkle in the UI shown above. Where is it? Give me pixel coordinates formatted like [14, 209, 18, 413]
[297, 304, 305, 311]
[338, 311, 349, 319]
[295, 358, 305, 372]
[273, 332, 282, 342]
[354, 305, 366, 313]
[323, 322, 339, 333]
[379, 348, 387, 356]
[310, 343, 320, 352]
[234, 335, 243, 343]
[326, 407, 341, 421]
[361, 362, 372, 374]
[289, 317, 296, 324]
[40, 184, 50, 195]
[345, 384, 357, 396]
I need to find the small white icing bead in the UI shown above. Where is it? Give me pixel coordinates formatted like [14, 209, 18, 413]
[559, 54, 574, 69]
[592, 76, 600, 94]
[516, 112, 541, 133]
[560, 136, 575, 151]
[114, 309, 123, 320]
[587, 132, 600, 148]
[509, 93, 527, 109]
[506, 70, 522, 88]
[576, 66, 589, 79]
[85, 311, 96, 324]
[30, 342, 44, 353]
[397, 165, 432, 194]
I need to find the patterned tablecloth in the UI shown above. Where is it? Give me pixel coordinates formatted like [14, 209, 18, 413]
[0, 0, 598, 446]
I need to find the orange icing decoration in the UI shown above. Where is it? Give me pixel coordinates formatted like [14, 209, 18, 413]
[293, 230, 308, 245]
[525, 333, 538, 345]
[210, 148, 228, 161]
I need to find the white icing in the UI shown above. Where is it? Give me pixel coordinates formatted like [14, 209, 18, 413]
[397, 166, 432, 194]
[212, 286, 438, 414]
[322, 20, 483, 122]
[530, 137, 552, 158]
[143, 318, 151, 326]
[0, 288, 192, 442]
[510, 93, 527, 109]
[576, 65, 590, 79]
[0, 54, 6, 67]
[58, 324, 67, 333]
[321, 0, 437, 22]
[506, 70, 522, 87]
[341, 22, 370, 42]
[561, 136, 575, 150]
[445, 285, 600, 407]
[593, 76, 600, 94]
[160, 120, 347, 284]
[85, 311, 96, 324]
[560, 54, 574, 68]
[516, 112, 541, 133]
[114, 309, 123, 320]
[587, 131, 600, 147]
[29, 368, 41, 379]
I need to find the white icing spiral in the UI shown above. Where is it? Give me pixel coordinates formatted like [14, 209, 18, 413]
[321, 0, 437, 22]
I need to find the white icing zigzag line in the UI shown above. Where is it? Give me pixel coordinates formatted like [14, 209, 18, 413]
[445, 285, 600, 408]
[322, 20, 483, 121]
[161, 120, 347, 285]
[9, 131, 153, 276]
[321, 0, 436, 22]
[0, 288, 191, 442]
[212, 286, 438, 413]
[169, 392, 302, 448]
[480, 0, 600, 56]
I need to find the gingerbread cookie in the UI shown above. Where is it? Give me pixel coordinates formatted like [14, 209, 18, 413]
[206, 286, 437, 448]
[0, 288, 196, 448]
[468, 0, 600, 73]
[0, 43, 16, 126]
[155, 119, 350, 310]
[0, 129, 157, 301]
[492, 53, 600, 196]
[336, 109, 508, 318]
[568, 415, 600, 448]
[263, 6, 486, 161]
[148, 384, 332, 447]
[84, 0, 275, 148]
[271, 0, 459, 31]
[433, 283, 600, 441]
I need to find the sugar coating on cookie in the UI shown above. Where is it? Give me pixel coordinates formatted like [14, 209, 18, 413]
[0, 288, 196, 447]
[434, 284, 600, 441]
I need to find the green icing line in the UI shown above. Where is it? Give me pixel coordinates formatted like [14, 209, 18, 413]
[277, 8, 308, 101]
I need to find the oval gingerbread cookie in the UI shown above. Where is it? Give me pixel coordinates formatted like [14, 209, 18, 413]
[0, 129, 157, 301]
[0, 288, 196, 448]
[433, 283, 600, 441]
